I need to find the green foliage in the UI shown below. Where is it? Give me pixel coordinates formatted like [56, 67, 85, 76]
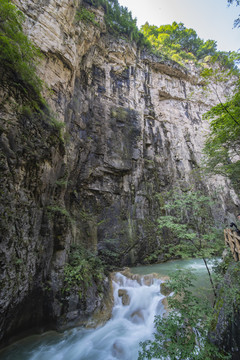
[55, 179, 68, 187]
[143, 249, 163, 264]
[203, 78, 240, 190]
[17, 102, 66, 141]
[81, 1, 237, 67]
[140, 21, 238, 68]
[201, 51, 240, 191]
[214, 257, 240, 311]
[213, 249, 234, 276]
[15, 258, 23, 265]
[63, 244, 105, 297]
[157, 189, 224, 260]
[211, 51, 240, 72]
[75, 7, 99, 27]
[0, 0, 43, 99]
[140, 21, 217, 65]
[0, 1, 65, 139]
[48, 112, 65, 139]
[47, 205, 72, 222]
[48, 112, 65, 130]
[98, 238, 121, 270]
[211, 258, 240, 355]
[228, 0, 240, 27]
[138, 271, 230, 360]
[104, 0, 140, 42]
[83, 0, 150, 47]
[156, 188, 225, 300]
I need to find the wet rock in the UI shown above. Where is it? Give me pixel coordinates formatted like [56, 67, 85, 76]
[160, 282, 172, 296]
[118, 289, 130, 306]
[161, 298, 169, 316]
[120, 268, 142, 284]
[143, 274, 154, 286]
[87, 277, 114, 328]
[112, 340, 127, 359]
[130, 310, 144, 324]
[142, 273, 162, 286]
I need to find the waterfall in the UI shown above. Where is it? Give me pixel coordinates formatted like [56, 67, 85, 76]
[0, 272, 166, 360]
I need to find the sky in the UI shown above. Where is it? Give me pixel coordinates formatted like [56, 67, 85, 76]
[118, 0, 240, 52]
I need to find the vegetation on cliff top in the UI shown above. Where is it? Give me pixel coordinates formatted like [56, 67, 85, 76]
[80, 0, 149, 47]
[140, 21, 239, 68]
[81, 0, 238, 69]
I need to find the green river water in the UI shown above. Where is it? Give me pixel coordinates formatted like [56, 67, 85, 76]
[0, 258, 218, 360]
[131, 257, 217, 298]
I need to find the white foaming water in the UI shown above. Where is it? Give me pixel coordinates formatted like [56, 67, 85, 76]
[0, 273, 166, 360]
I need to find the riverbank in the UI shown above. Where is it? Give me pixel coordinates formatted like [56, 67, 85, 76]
[0, 258, 215, 360]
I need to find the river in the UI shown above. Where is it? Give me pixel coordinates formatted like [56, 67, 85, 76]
[0, 258, 216, 360]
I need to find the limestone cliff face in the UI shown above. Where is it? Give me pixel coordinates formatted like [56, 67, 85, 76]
[0, 0, 239, 346]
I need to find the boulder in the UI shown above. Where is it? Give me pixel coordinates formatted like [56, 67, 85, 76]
[118, 289, 130, 306]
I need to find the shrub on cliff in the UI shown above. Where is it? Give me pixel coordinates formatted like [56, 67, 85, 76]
[0, 0, 42, 99]
[82, 0, 150, 47]
[0, 0, 66, 137]
[63, 245, 105, 298]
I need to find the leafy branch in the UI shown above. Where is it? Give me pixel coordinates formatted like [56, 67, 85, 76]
[138, 271, 230, 360]
[156, 189, 224, 300]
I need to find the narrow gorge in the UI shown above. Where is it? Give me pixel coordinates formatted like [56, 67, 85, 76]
[0, 0, 239, 349]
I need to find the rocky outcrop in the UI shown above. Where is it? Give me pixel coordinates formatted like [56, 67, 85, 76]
[0, 96, 67, 344]
[160, 282, 172, 296]
[0, 0, 239, 347]
[210, 263, 240, 360]
[118, 289, 130, 306]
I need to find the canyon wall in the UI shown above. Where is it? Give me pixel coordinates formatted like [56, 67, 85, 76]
[0, 0, 239, 346]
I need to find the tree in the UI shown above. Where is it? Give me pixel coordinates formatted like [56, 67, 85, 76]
[228, 0, 240, 27]
[138, 271, 230, 360]
[83, 0, 150, 47]
[140, 21, 218, 64]
[140, 21, 238, 69]
[203, 78, 240, 190]
[201, 1, 240, 191]
[156, 189, 224, 299]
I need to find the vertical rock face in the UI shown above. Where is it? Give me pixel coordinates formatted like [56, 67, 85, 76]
[210, 264, 240, 359]
[0, 97, 67, 343]
[0, 0, 239, 346]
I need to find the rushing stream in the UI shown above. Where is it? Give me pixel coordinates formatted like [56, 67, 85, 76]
[0, 258, 216, 360]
